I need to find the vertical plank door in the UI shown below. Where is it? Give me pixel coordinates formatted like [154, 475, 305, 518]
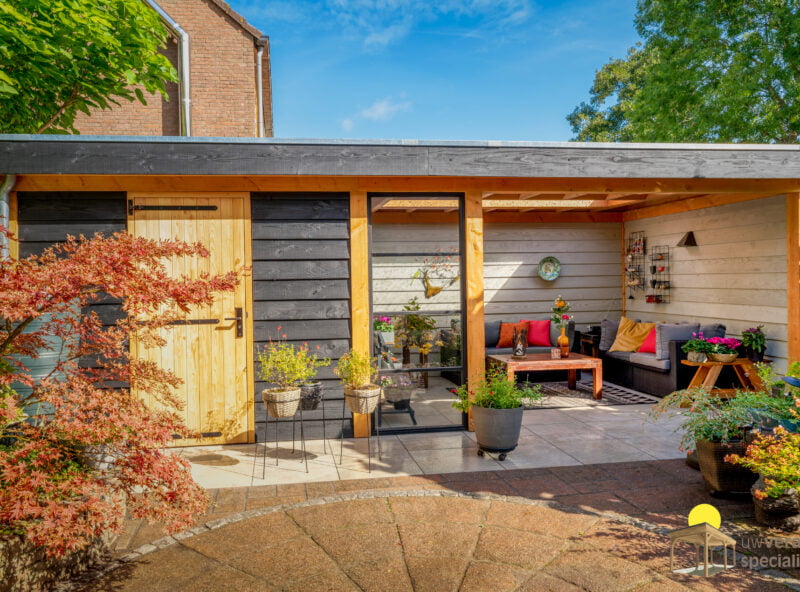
[128, 194, 253, 446]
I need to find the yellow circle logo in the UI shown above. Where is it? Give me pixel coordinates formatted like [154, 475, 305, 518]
[687, 504, 721, 529]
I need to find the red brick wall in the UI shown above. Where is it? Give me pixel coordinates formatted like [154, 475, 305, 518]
[73, 0, 272, 137]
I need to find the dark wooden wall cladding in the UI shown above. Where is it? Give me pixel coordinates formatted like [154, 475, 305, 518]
[251, 193, 351, 417]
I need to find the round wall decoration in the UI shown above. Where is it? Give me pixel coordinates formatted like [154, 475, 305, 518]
[537, 256, 561, 281]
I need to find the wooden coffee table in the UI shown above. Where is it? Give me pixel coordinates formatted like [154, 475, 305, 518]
[487, 352, 603, 400]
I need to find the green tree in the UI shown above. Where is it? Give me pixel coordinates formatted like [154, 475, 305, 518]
[568, 0, 800, 143]
[0, 0, 178, 134]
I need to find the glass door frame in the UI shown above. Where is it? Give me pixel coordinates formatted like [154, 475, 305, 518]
[367, 192, 468, 434]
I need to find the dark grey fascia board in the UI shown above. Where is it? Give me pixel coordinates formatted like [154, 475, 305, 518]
[1, 135, 800, 179]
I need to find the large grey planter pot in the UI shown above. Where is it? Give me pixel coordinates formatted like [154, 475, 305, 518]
[752, 475, 800, 531]
[472, 405, 523, 460]
[696, 438, 757, 494]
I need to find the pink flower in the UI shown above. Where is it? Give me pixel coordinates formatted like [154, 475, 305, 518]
[562, 314, 570, 320]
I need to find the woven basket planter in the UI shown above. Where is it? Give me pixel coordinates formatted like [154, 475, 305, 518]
[261, 387, 301, 418]
[344, 386, 381, 414]
[709, 352, 738, 363]
[696, 438, 757, 494]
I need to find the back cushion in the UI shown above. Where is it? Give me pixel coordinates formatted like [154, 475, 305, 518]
[655, 323, 700, 360]
[700, 323, 726, 339]
[599, 318, 619, 351]
[522, 319, 551, 346]
[609, 317, 656, 352]
[485, 320, 502, 348]
[496, 322, 528, 348]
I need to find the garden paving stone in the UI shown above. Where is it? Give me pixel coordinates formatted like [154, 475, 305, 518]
[458, 560, 532, 592]
[474, 525, 566, 569]
[404, 556, 470, 592]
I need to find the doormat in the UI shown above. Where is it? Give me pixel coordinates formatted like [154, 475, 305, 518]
[524, 380, 660, 409]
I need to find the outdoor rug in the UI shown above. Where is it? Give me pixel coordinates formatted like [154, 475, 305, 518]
[522, 380, 660, 409]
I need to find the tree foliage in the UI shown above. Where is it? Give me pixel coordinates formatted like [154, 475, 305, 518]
[568, 0, 800, 143]
[0, 0, 178, 134]
[0, 232, 238, 556]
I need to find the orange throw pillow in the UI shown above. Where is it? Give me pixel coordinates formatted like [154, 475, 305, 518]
[496, 322, 528, 348]
[637, 326, 657, 353]
[609, 317, 656, 352]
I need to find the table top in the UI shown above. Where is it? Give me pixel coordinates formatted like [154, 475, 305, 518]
[680, 357, 754, 367]
[488, 352, 601, 370]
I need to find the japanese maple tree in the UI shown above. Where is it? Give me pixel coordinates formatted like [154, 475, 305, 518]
[0, 231, 238, 556]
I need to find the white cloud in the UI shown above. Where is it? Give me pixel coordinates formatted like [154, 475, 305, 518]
[360, 96, 411, 121]
[341, 117, 355, 131]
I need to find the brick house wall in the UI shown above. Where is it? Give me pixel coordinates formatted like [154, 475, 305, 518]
[73, 0, 272, 137]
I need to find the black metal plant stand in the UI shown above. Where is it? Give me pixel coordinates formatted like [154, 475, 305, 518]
[338, 393, 382, 473]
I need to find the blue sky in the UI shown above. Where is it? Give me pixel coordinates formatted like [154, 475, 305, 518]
[230, 0, 641, 141]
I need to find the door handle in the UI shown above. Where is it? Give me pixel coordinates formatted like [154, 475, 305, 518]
[224, 307, 244, 338]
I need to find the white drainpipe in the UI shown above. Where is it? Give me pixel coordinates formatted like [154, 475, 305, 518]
[144, 0, 191, 136]
[0, 174, 16, 259]
[256, 36, 268, 137]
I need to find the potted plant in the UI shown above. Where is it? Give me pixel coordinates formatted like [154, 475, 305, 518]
[373, 315, 395, 345]
[298, 344, 332, 411]
[335, 350, 381, 414]
[650, 388, 792, 494]
[380, 373, 415, 409]
[706, 336, 742, 363]
[257, 339, 329, 418]
[452, 367, 542, 460]
[741, 326, 767, 362]
[681, 332, 715, 362]
[550, 296, 572, 358]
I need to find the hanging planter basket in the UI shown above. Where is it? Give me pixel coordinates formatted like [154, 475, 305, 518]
[261, 387, 301, 418]
[344, 386, 381, 414]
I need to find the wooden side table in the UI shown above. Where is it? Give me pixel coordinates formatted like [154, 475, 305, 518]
[680, 358, 765, 397]
[580, 333, 600, 357]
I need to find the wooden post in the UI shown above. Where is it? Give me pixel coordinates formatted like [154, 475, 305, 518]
[787, 193, 800, 363]
[620, 221, 626, 316]
[349, 191, 371, 437]
[464, 191, 485, 431]
[8, 188, 18, 260]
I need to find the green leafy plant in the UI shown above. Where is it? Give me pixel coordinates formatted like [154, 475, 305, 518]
[257, 334, 330, 390]
[741, 326, 767, 353]
[550, 295, 572, 329]
[681, 332, 715, 354]
[649, 388, 794, 452]
[452, 366, 542, 412]
[334, 350, 377, 389]
[755, 362, 784, 394]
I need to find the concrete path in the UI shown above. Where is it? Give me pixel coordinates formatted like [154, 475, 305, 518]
[70, 459, 797, 591]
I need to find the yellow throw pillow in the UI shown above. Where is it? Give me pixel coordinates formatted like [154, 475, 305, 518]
[609, 317, 657, 352]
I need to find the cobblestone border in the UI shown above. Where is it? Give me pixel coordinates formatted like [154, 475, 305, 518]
[56, 488, 800, 591]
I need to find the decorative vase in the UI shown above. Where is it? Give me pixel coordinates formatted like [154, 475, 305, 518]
[751, 475, 800, 531]
[687, 351, 708, 363]
[261, 387, 301, 418]
[344, 385, 381, 414]
[695, 438, 758, 494]
[300, 380, 323, 411]
[512, 327, 528, 358]
[557, 326, 570, 358]
[709, 352, 738, 363]
[472, 405, 523, 460]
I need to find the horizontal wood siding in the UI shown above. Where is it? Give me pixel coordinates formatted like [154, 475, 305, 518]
[251, 193, 351, 424]
[483, 223, 623, 327]
[625, 195, 788, 369]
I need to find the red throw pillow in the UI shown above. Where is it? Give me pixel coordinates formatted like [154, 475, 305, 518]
[522, 319, 551, 346]
[496, 322, 528, 348]
[638, 327, 657, 353]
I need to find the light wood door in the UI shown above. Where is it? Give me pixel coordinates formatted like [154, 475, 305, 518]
[128, 194, 253, 446]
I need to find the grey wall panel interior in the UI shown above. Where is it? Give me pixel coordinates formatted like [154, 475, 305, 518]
[251, 193, 351, 409]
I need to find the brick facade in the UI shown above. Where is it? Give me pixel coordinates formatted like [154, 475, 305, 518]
[73, 0, 272, 137]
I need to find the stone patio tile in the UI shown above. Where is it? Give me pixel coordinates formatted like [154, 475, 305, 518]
[516, 572, 586, 591]
[333, 477, 393, 492]
[397, 522, 481, 558]
[304, 480, 336, 498]
[507, 475, 579, 498]
[636, 576, 693, 591]
[497, 467, 555, 480]
[615, 485, 727, 513]
[485, 501, 599, 539]
[597, 462, 681, 487]
[181, 512, 304, 560]
[281, 566, 360, 592]
[446, 478, 518, 496]
[245, 484, 277, 499]
[396, 432, 478, 450]
[520, 408, 578, 425]
[313, 523, 403, 564]
[459, 560, 532, 592]
[389, 496, 490, 524]
[551, 439, 656, 464]
[500, 447, 583, 470]
[211, 488, 247, 514]
[244, 495, 306, 510]
[569, 479, 630, 494]
[403, 556, 467, 592]
[288, 498, 392, 534]
[180, 565, 271, 592]
[548, 465, 613, 484]
[227, 536, 337, 584]
[275, 483, 307, 496]
[475, 525, 566, 569]
[427, 469, 503, 482]
[543, 548, 656, 591]
[341, 558, 413, 592]
[554, 492, 644, 516]
[410, 447, 503, 474]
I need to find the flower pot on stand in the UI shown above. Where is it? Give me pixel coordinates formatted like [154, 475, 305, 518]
[557, 327, 570, 358]
[300, 380, 323, 411]
[344, 386, 381, 414]
[472, 405, 524, 461]
[696, 438, 758, 494]
[383, 385, 414, 409]
[262, 387, 302, 418]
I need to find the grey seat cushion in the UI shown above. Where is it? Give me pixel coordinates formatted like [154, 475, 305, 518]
[629, 352, 671, 371]
[605, 350, 633, 362]
[485, 320, 502, 348]
[655, 323, 700, 360]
